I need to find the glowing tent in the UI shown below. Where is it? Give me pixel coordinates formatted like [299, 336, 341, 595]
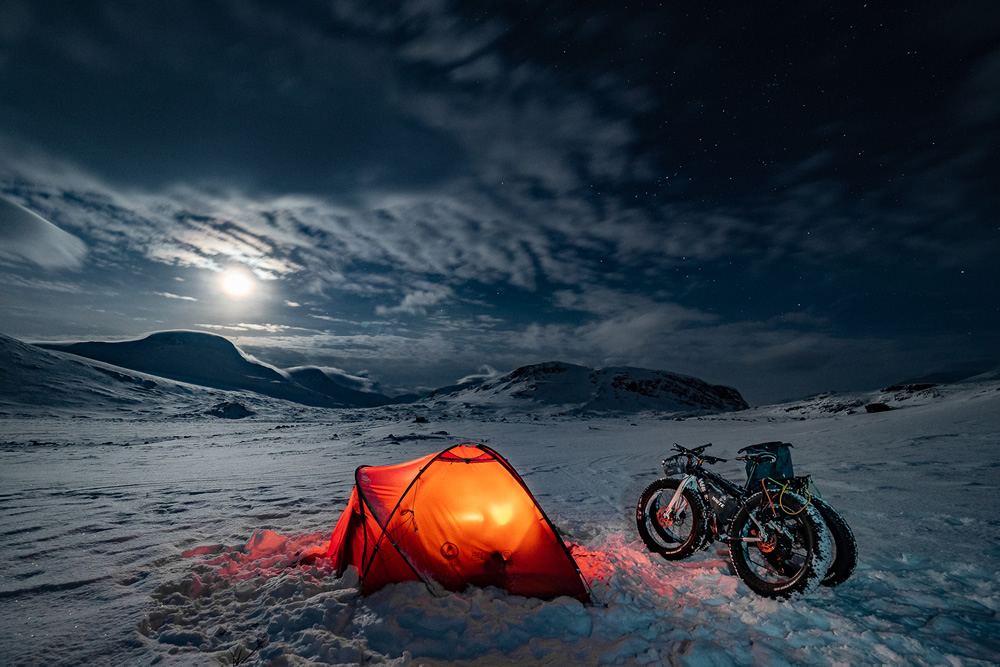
[326, 443, 590, 602]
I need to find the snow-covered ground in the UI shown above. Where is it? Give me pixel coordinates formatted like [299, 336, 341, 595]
[2, 381, 999, 665]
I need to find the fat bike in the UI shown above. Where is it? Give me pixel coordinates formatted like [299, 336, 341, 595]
[636, 442, 857, 599]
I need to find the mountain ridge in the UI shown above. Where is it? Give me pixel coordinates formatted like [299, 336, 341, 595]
[6, 331, 996, 417]
[18, 331, 750, 415]
[37, 331, 353, 408]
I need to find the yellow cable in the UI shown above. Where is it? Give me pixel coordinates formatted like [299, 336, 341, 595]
[774, 479, 810, 515]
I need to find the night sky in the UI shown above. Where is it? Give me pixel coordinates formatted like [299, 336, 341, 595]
[1, 1, 998, 404]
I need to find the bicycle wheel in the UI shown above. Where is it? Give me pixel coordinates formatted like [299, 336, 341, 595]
[811, 497, 858, 587]
[636, 478, 708, 560]
[728, 491, 832, 599]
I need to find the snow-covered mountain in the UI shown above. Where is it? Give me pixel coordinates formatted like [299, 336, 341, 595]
[286, 366, 407, 408]
[428, 360, 749, 414]
[0, 331, 314, 418]
[23, 333, 748, 415]
[754, 377, 1000, 419]
[1, 331, 199, 414]
[35, 331, 402, 409]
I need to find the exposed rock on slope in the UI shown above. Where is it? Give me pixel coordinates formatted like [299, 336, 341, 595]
[430, 361, 748, 414]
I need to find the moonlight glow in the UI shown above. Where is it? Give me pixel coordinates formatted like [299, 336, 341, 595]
[220, 268, 254, 298]
[0, 2, 995, 407]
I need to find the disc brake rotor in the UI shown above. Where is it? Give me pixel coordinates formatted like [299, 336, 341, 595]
[757, 533, 776, 553]
[656, 506, 676, 527]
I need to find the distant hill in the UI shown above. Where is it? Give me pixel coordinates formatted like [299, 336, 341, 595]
[286, 366, 400, 408]
[427, 361, 749, 414]
[0, 331, 239, 416]
[16, 332, 748, 415]
[37, 331, 404, 409]
[753, 368, 1000, 419]
[5, 330, 996, 422]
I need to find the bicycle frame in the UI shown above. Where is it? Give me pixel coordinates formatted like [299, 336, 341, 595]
[660, 455, 769, 542]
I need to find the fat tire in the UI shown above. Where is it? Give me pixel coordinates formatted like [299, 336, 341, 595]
[636, 478, 708, 560]
[811, 497, 858, 587]
[728, 491, 832, 599]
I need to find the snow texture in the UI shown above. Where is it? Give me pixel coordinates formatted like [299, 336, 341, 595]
[2, 332, 999, 665]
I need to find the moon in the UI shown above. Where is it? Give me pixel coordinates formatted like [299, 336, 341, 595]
[220, 268, 254, 298]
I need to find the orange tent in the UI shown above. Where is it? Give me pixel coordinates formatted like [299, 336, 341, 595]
[326, 443, 590, 602]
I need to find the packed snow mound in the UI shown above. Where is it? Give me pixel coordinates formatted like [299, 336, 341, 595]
[432, 361, 748, 414]
[37, 331, 360, 408]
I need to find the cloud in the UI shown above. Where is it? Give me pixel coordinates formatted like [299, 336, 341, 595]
[0, 161, 305, 279]
[7, 1, 944, 306]
[155, 291, 197, 301]
[0, 274, 89, 294]
[235, 329, 462, 391]
[307, 314, 357, 325]
[553, 288, 715, 327]
[376, 284, 455, 316]
[455, 365, 502, 385]
[196, 322, 312, 334]
[0, 1, 467, 196]
[286, 364, 381, 394]
[0, 1, 658, 294]
[0, 195, 87, 269]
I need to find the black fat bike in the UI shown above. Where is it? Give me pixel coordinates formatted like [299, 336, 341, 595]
[635, 442, 857, 599]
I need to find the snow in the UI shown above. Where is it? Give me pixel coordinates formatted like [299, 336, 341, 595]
[2, 337, 1000, 665]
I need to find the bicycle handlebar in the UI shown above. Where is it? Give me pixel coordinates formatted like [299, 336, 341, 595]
[666, 442, 784, 469]
[672, 443, 710, 455]
[670, 443, 727, 464]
